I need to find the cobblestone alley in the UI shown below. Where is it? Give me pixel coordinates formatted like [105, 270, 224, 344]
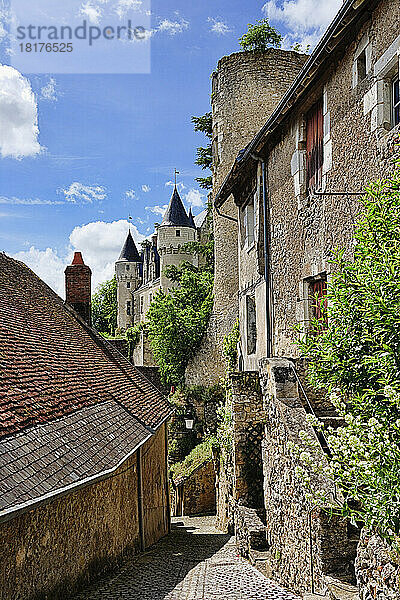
[73, 516, 300, 600]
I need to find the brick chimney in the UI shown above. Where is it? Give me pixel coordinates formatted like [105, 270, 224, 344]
[65, 252, 92, 326]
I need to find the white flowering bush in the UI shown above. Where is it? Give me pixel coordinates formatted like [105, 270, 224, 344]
[297, 166, 400, 545]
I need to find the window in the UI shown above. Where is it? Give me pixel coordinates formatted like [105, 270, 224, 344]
[149, 293, 153, 304]
[126, 301, 131, 316]
[176, 230, 181, 237]
[127, 282, 130, 289]
[140, 296, 144, 314]
[126, 265, 130, 271]
[243, 197, 255, 248]
[393, 74, 400, 127]
[246, 295, 257, 355]
[306, 100, 324, 192]
[357, 50, 367, 82]
[309, 276, 328, 331]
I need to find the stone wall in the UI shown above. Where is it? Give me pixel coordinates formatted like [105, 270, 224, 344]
[258, 358, 357, 595]
[172, 460, 216, 517]
[142, 424, 170, 548]
[0, 424, 169, 600]
[215, 371, 267, 532]
[356, 529, 400, 600]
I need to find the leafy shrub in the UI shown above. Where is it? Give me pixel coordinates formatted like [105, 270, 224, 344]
[146, 263, 213, 386]
[239, 19, 282, 52]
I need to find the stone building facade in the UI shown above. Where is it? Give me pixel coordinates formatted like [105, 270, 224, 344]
[212, 0, 400, 595]
[0, 252, 171, 600]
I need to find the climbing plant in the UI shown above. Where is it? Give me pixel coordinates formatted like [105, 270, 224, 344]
[296, 165, 400, 546]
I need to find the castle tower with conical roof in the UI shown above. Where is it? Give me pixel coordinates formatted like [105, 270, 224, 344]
[115, 230, 142, 330]
[157, 186, 196, 290]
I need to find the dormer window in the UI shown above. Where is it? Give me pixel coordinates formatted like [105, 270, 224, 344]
[176, 230, 181, 237]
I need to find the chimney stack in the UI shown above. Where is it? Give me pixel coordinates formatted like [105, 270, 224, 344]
[65, 252, 92, 326]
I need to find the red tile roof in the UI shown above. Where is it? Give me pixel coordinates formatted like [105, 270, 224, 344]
[0, 253, 170, 438]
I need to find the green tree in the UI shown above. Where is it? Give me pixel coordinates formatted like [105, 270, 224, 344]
[296, 166, 400, 544]
[239, 18, 282, 52]
[192, 112, 212, 190]
[146, 263, 213, 386]
[92, 276, 117, 335]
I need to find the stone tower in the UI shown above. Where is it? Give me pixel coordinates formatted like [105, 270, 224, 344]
[65, 251, 92, 325]
[157, 186, 196, 290]
[115, 230, 142, 330]
[185, 49, 308, 385]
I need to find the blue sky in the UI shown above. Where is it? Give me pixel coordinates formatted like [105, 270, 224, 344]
[0, 0, 341, 295]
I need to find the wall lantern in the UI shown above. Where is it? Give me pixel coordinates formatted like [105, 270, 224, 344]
[184, 409, 195, 430]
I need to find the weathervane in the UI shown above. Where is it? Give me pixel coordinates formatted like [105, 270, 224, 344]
[128, 215, 133, 231]
[174, 168, 180, 187]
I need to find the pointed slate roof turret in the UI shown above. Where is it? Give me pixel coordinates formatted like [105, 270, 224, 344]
[161, 186, 194, 228]
[188, 208, 196, 229]
[118, 230, 141, 262]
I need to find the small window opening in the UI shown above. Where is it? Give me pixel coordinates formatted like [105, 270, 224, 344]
[357, 50, 367, 82]
[246, 295, 257, 355]
[140, 296, 144, 314]
[126, 301, 131, 316]
[126, 265, 130, 271]
[176, 230, 181, 237]
[127, 282, 130, 289]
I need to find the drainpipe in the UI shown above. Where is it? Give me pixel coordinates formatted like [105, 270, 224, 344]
[137, 447, 145, 552]
[251, 154, 272, 357]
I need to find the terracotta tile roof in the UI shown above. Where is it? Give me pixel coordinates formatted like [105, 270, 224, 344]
[0, 253, 170, 439]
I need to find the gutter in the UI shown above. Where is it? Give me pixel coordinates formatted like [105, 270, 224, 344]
[214, 0, 373, 208]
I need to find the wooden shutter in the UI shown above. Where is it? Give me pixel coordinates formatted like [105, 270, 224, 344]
[306, 100, 324, 192]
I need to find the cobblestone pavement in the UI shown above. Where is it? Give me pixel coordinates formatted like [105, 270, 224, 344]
[73, 516, 300, 600]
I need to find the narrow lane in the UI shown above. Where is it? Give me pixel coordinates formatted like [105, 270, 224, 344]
[73, 516, 300, 600]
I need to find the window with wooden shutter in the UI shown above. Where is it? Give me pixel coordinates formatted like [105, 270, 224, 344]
[309, 277, 328, 331]
[306, 100, 324, 192]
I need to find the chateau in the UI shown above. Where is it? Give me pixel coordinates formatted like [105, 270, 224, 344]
[115, 185, 207, 364]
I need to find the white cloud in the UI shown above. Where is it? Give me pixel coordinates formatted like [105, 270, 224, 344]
[165, 180, 185, 191]
[69, 219, 145, 290]
[0, 196, 63, 205]
[13, 219, 145, 298]
[0, 65, 42, 159]
[125, 189, 136, 199]
[79, 2, 103, 24]
[141, 184, 151, 193]
[12, 246, 68, 297]
[115, 0, 142, 19]
[208, 17, 232, 35]
[61, 182, 106, 203]
[145, 204, 168, 217]
[40, 78, 58, 102]
[263, 0, 341, 48]
[158, 18, 189, 36]
[185, 188, 205, 209]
